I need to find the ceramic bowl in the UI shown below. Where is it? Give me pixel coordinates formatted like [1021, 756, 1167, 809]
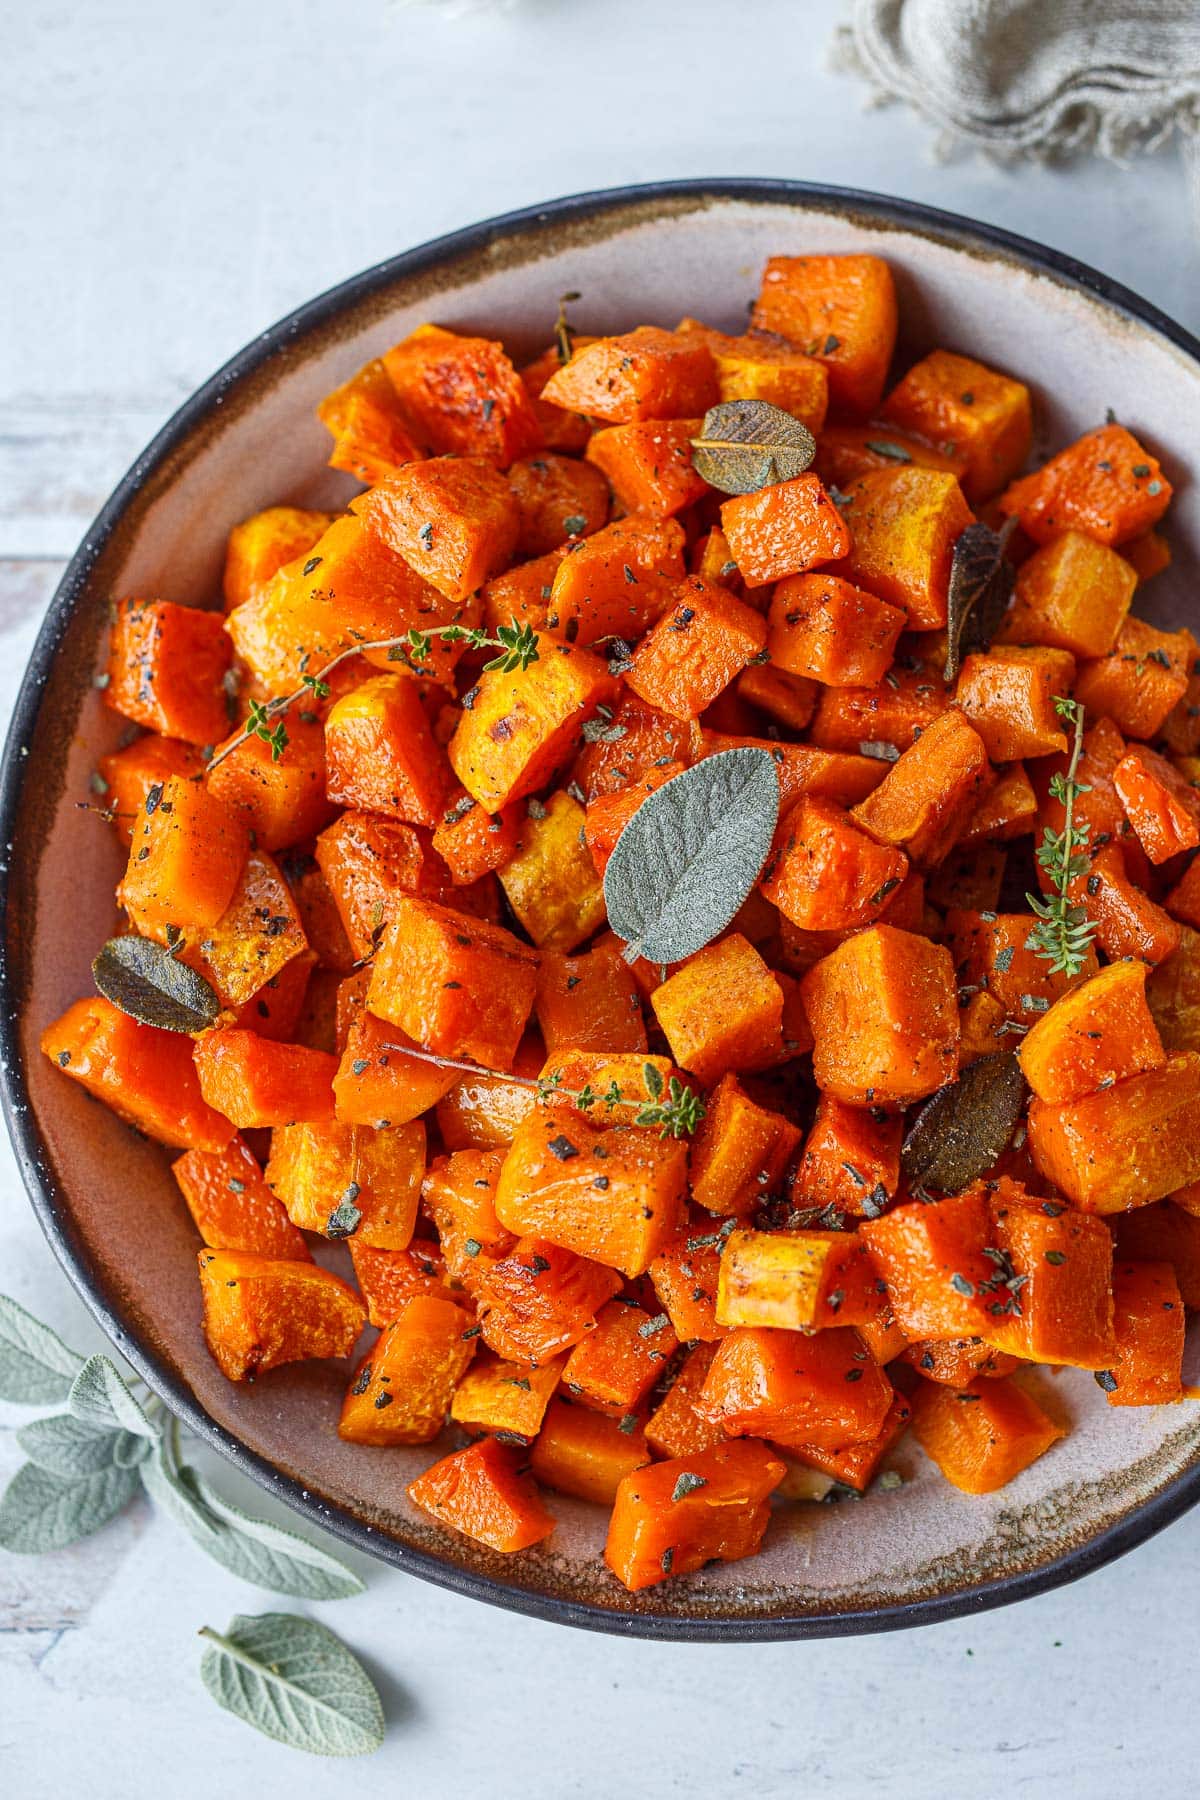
[4, 180, 1200, 1640]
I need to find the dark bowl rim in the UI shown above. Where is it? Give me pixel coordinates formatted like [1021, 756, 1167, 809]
[5, 175, 1200, 1642]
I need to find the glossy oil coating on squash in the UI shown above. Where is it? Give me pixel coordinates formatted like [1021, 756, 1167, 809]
[44, 251, 1200, 1596]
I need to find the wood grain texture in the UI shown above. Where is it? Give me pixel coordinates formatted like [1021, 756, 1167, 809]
[2, 1, 1198, 1794]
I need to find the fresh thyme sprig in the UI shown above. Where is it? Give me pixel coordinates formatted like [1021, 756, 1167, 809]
[1025, 696, 1098, 978]
[205, 619, 540, 773]
[379, 1043, 706, 1139]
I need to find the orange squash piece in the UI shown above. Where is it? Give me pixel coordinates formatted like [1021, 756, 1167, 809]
[647, 1212, 728, 1342]
[573, 692, 700, 801]
[814, 424, 966, 489]
[624, 576, 767, 721]
[605, 1439, 786, 1591]
[1028, 1052, 1200, 1213]
[834, 467, 974, 628]
[353, 456, 520, 604]
[562, 1300, 678, 1415]
[809, 658, 950, 758]
[222, 506, 337, 612]
[791, 1094, 902, 1219]
[955, 646, 1075, 762]
[762, 795, 909, 932]
[850, 707, 991, 868]
[902, 1341, 1017, 1387]
[96, 736, 205, 849]
[535, 940, 647, 1056]
[911, 1374, 1064, 1494]
[1018, 959, 1166, 1104]
[544, 514, 686, 649]
[1073, 616, 1193, 741]
[472, 1236, 622, 1363]
[767, 572, 905, 689]
[506, 451, 610, 554]
[677, 317, 830, 429]
[497, 790, 606, 951]
[323, 673, 451, 829]
[382, 323, 541, 466]
[333, 1006, 461, 1128]
[105, 597, 232, 746]
[1070, 843, 1181, 968]
[687, 1073, 801, 1217]
[207, 714, 333, 851]
[349, 1238, 452, 1327]
[541, 326, 717, 424]
[699, 1325, 893, 1450]
[787, 1390, 913, 1493]
[314, 813, 445, 963]
[198, 1249, 365, 1381]
[193, 1029, 337, 1129]
[720, 475, 851, 585]
[42, 997, 234, 1152]
[435, 1034, 543, 1152]
[946, 908, 1098, 1025]
[800, 924, 959, 1105]
[882, 350, 1032, 503]
[409, 1436, 556, 1552]
[1103, 1261, 1185, 1405]
[449, 638, 617, 812]
[716, 1225, 876, 1331]
[651, 934, 785, 1087]
[999, 422, 1172, 547]
[860, 1190, 996, 1338]
[1000, 530, 1136, 657]
[495, 1111, 688, 1278]
[751, 253, 897, 416]
[367, 893, 538, 1072]
[1114, 745, 1200, 863]
[317, 357, 425, 485]
[586, 418, 709, 518]
[530, 1398, 651, 1504]
[449, 1351, 564, 1442]
[265, 1118, 425, 1248]
[173, 1135, 309, 1259]
[980, 1188, 1115, 1369]
[644, 1342, 726, 1459]
[432, 791, 521, 886]
[120, 775, 249, 934]
[339, 1294, 476, 1444]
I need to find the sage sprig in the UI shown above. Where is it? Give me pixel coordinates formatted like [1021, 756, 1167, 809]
[690, 400, 816, 495]
[199, 1613, 385, 1757]
[0, 1293, 84, 1403]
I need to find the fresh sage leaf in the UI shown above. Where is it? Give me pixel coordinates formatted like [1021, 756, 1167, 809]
[943, 517, 1017, 682]
[142, 1440, 363, 1600]
[17, 1413, 149, 1479]
[198, 1613, 385, 1757]
[0, 1458, 141, 1553]
[603, 749, 780, 965]
[901, 1052, 1027, 1195]
[68, 1354, 157, 1439]
[0, 1293, 84, 1403]
[92, 934, 221, 1034]
[690, 400, 816, 495]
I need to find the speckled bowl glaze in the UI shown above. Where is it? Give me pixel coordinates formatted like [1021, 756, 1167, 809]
[4, 181, 1200, 1640]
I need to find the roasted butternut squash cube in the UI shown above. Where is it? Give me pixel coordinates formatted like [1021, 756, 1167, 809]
[604, 1439, 785, 1591]
[207, 714, 333, 851]
[173, 1135, 310, 1259]
[625, 576, 767, 721]
[199, 1249, 365, 1381]
[495, 1111, 688, 1278]
[1147, 925, 1200, 1053]
[531, 1398, 651, 1504]
[193, 1029, 338, 1128]
[120, 775, 249, 933]
[535, 939, 647, 1055]
[647, 1212, 727, 1342]
[473, 1235, 622, 1363]
[999, 423, 1172, 547]
[1071, 843, 1180, 968]
[737, 662, 818, 732]
[955, 646, 1075, 762]
[1018, 959, 1166, 1104]
[449, 1351, 564, 1441]
[541, 326, 717, 424]
[1114, 745, 1200, 863]
[105, 597, 232, 745]
[584, 762, 688, 874]
[687, 1074, 801, 1217]
[958, 762, 1037, 848]
[505, 450, 609, 557]
[352, 456, 520, 603]
[720, 475, 851, 585]
[546, 513, 686, 648]
[323, 673, 450, 829]
[573, 691, 701, 800]
[850, 707, 991, 868]
[382, 323, 542, 466]
[1113, 1202, 1200, 1307]
[678, 318, 830, 428]
[786, 1390, 913, 1493]
[762, 795, 909, 932]
[265, 1117, 424, 1248]
[497, 791, 605, 951]
[902, 1341, 1017, 1387]
[790, 1093, 902, 1219]
[860, 1190, 997, 1338]
[652, 935, 785, 1086]
[911, 1373, 1064, 1494]
[715, 1226, 874, 1331]
[96, 736, 205, 849]
[815, 424, 966, 489]
[339, 1293, 476, 1444]
[767, 571, 905, 689]
[881, 350, 1032, 502]
[946, 908, 1098, 1025]
[698, 1325, 893, 1451]
[317, 357, 425, 485]
[222, 505, 337, 612]
[585, 417, 709, 518]
[435, 1035, 543, 1152]
[350, 1238, 452, 1327]
[834, 467, 974, 628]
[751, 253, 897, 417]
[809, 658, 950, 757]
[562, 1299, 678, 1415]
[1000, 529, 1136, 657]
[981, 1188, 1115, 1369]
[644, 1342, 727, 1459]
[175, 849, 307, 1011]
[334, 1010, 459, 1128]
[1104, 1261, 1185, 1405]
[408, 1435, 555, 1551]
[1027, 1052, 1200, 1213]
[449, 638, 617, 812]
[1074, 616, 1193, 741]
[801, 924, 958, 1105]
[315, 812, 446, 963]
[43, 996, 234, 1152]
[367, 893, 538, 1072]
[432, 791, 520, 886]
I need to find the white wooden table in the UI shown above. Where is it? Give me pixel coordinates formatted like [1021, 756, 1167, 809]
[3, 3, 1198, 1793]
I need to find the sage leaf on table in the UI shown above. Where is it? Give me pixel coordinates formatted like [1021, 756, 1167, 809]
[943, 517, 1018, 682]
[69, 1353, 158, 1438]
[17, 1412, 150, 1479]
[690, 399, 816, 495]
[0, 1458, 142, 1553]
[142, 1437, 364, 1600]
[199, 1613, 385, 1757]
[0, 1293, 84, 1403]
[92, 933, 221, 1034]
[901, 1052, 1027, 1195]
[603, 748, 780, 965]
